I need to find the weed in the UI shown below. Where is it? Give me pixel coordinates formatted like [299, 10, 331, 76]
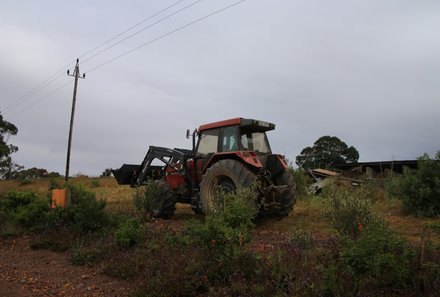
[115, 218, 141, 248]
[91, 179, 100, 188]
[132, 181, 159, 220]
[71, 239, 105, 266]
[325, 186, 381, 239]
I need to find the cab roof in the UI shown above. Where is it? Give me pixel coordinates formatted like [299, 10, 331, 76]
[198, 118, 275, 133]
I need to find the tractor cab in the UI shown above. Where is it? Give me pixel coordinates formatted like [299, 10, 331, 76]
[195, 118, 274, 156]
[192, 118, 279, 183]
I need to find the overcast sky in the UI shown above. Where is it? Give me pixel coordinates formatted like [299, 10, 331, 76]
[1, 0, 439, 176]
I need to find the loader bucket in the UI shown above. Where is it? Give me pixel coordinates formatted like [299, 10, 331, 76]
[112, 164, 140, 185]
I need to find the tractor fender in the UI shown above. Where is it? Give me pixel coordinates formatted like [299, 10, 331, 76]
[202, 151, 263, 174]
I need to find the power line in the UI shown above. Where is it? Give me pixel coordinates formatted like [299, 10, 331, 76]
[85, 0, 246, 74]
[82, 0, 203, 65]
[3, 65, 74, 114]
[78, 0, 187, 61]
[4, 0, 189, 115]
[8, 80, 73, 119]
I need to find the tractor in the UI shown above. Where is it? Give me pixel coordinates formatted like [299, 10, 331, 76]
[112, 118, 296, 219]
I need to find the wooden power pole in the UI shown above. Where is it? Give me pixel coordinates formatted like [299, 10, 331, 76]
[65, 59, 85, 182]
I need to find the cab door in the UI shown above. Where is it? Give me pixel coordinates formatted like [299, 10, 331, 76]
[194, 128, 220, 182]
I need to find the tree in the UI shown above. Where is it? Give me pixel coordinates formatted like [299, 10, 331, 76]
[0, 112, 19, 179]
[296, 136, 359, 169]
[101, 168, 113, 177]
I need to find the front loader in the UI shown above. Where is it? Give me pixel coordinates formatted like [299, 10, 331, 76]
[113, 118, 296, 219]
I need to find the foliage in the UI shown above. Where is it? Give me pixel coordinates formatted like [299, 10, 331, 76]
[14, 199, 50, 231]
[9, 167, 61, 180]
[101, 168, 113, 177]
[186, 188, 258, 253]
[289, 167, 309, 195]
[296, 135, 359, 169]
[324, 186, 415, 295]
[0, 191, 50, 232]
[71, 239, 104, 266]
[67, 184, 108, 232]
[0, 191, 39, 211]
[115, 218, 141, 248]
[0, 112, 19, 180]
[340, 224, 413, 291]
[132, 181, 160, 220]
[386, 152, 440, 217]
[91, 179, 100, 188]
[325, 185, 380, 239]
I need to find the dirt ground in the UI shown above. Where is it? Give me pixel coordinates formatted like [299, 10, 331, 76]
[0, 204, 291, 297]
[0, 236, 130, 297]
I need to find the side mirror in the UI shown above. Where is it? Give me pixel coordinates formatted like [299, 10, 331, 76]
[186, 129, 191, 139]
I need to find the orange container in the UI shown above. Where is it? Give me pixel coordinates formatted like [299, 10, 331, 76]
[51, 189, 67, 208]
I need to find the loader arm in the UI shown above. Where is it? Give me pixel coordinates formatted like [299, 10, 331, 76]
[112, 146, 189, 187]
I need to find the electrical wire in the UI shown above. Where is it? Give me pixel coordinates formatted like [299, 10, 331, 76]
[81, 0, 203, 65]
[3, 66, 73, 115]
[4, 0, 189, 115]
[85, 0, 246, 74]
[8, 80, 73, 119]
[78, 0, 187, 61]
[5, 0, 247, 117]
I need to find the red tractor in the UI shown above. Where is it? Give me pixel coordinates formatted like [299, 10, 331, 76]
[113, 118, 296, 218]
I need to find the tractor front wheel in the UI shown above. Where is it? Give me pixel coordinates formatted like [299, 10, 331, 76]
[151, 180, 177, 219]
[199, 159, 257, 214]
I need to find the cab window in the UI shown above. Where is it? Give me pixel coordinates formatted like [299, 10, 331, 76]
[221, 126, 238, 152]
[196, 128, 219, 157]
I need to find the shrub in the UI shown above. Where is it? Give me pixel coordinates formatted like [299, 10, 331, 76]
[71, 239, 104, 266]
[0, 191, 38, 211]
[325, 186, 381, 239]
[133, 181, 159, 219]
[14, 199, 50, 231]
[186, 188, 258, 253]
[324, 186, 415, 294]
[289, 167, 309, 196]
[115, 218, 141, 248]
[389, 152, 440, 216]
[67, 184, 108, 233]
[0, 191, 50, 232]
[91, 179, 100, 188]
[340, 224, 413, 291]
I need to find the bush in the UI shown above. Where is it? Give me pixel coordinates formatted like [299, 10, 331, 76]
[340, 224, 413, 291]
[325, 186, 380, 239]
[71, 239, 104, 266]
[289, 167, 309, 196]
[0, 191, 38, 211]
[324, 186, 415, 295]
[186, 188, 258, 253]
[133, 181, 159, 219]
[115, 218, 141, 248]
[67, 184, 108, 233]
[14, 199, 50, 231]
[388, 152, 440, 217]
[0, 191, 50, 232]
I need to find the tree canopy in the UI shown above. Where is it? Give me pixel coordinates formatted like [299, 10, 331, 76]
[0, 112, 19, 179]
[296, 136, 359, 169]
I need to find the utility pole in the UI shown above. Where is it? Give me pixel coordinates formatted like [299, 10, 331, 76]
[65, 59, 85, 182]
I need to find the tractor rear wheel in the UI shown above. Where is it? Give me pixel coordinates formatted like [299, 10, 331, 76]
[270, 170, 296, 218]
[151, 180, 177, 219]
[199, 159, 257, 214]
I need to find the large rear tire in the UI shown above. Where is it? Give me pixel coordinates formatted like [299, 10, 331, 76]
[151, 180, 177, 219]
[199, 159, 257, 214]
[271, 170, 296, 218]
